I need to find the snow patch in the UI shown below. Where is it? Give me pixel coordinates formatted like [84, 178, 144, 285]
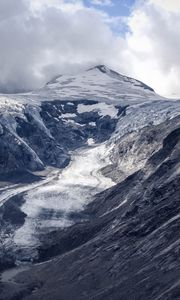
[77, 103, 118, 118]
[87, 138, 95, 145]
[89, 122, 96, 126]
[25, 105, 53, 139]
[61, 113, 77, 119]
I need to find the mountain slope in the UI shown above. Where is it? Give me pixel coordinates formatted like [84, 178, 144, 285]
[31, 65, 162, 104]
[0, 65, 178, 177]
[0, 65, 162, 106]
[0, 65, 180, 300]
[1, 115, 180, 300]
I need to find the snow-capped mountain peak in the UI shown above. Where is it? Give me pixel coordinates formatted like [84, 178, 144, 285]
[37, 64, 162, 104]
[0, 65, 164, 107]
[87, 64, 155, 91]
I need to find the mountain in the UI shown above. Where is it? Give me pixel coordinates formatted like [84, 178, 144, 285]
[43, 64, 156, 103]
[36, 64, 164, 106]
[1, 65, 162, 105]
[0, 65, 169, 177]
[0, 66, 180, 300]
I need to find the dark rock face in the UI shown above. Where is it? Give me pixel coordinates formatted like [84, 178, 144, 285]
[0, 125, 44, 174]
[0, 100, 125, 175]
[0, 195, 26, 272]
[102, 116, 180, 183]
[1, 116, 179, 300]
[40, 100, 123, 146]
[0, 100, 126, 273]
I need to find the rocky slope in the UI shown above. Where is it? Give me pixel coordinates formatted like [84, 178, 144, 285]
[0, 65, 180, 300]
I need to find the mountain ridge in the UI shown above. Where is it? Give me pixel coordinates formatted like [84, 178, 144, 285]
[41, 64, 157, 103]
[0, 65, 162, 107]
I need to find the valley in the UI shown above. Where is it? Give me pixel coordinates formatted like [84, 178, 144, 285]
[0, 66, 179, 300]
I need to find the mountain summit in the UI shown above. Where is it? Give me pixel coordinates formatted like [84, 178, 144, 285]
[0, 65, 162, 106]
[31, 64, 159, 104]
[87, 64, 123, 76]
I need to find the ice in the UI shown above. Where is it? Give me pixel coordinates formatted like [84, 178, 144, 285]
[0, 169, 59, 208]
[113, 100, 180, 140]
[77, 102, 118, 118]
[14, 142, 115, 247]
[41, 67, 161, 103]
[89, 122, 96, 126]
[0, 66, 165, 106]
[60, 113, 77, 118]
[25, 105, 52, 138]
[87, 138, 95, 145]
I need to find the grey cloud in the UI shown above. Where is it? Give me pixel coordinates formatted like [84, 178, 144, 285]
[0, 0, 121, 93]
[0, 0, 27, 21]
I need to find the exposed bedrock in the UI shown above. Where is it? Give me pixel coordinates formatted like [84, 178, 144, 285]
[0, 100, 126, 176]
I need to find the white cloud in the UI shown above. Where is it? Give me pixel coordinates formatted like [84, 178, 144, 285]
[0, 0, 121, 92]
[122, 0, 180, 97]
[0, 0, 180, 97]
[29, 0, 84, 13]
[149, 0, 180, 13]
[91, 0, 113, 6]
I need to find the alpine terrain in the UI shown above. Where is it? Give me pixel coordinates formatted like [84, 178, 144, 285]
[0, 65, 180, 300]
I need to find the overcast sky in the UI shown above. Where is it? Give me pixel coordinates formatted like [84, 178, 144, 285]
[0, 0, 180, 97]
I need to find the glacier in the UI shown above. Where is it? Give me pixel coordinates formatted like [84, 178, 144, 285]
[0, 65, 180, 300]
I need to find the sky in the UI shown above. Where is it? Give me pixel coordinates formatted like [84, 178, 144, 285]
[0, 0, 180, 97]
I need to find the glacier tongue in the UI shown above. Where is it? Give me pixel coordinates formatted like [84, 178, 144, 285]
[14, 142, 115, 248]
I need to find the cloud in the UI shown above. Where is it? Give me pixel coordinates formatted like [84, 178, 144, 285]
[0, 0, 26, 21]
[29, 0, 84, 13]
[0, 0, 180, 97]
[0, 0, 121, 92]
[149, 0, 180, 13]
[91, 0, 113, 6]
[0, 0, 126, 94]
[122, 0, 180, 97]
